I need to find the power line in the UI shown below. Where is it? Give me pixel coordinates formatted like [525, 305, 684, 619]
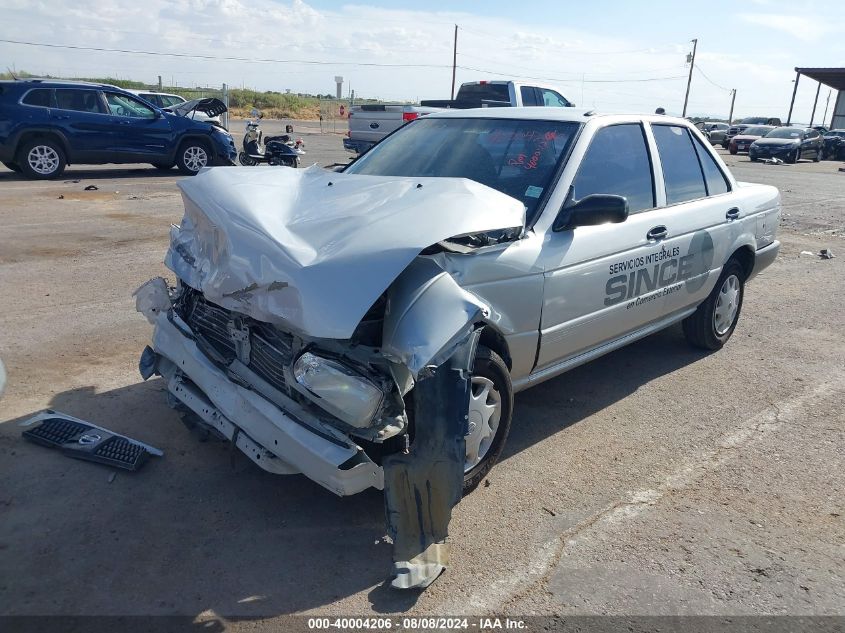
[456, 64, 686, 84]
[0, 38, 452, 70]
[695, 65, 731, 92]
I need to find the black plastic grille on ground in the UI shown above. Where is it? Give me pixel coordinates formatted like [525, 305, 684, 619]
[22, 416, 152, 471]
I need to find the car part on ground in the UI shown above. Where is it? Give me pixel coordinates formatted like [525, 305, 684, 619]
[20, 410, 163, 471]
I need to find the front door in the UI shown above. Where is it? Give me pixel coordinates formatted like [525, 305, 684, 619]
[102, 91, 173, 161]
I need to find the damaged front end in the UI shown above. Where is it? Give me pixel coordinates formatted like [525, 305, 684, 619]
[136, 165, 524, 588]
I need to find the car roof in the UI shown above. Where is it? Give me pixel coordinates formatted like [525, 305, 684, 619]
[426, 106, 694, 127]
[127, 89, 182, 98]
[0, 79, 119, 89]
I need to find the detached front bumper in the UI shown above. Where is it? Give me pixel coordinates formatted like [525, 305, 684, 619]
[145, 312, 383, 496]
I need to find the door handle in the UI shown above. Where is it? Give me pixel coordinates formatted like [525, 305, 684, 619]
[726, 207, 740, 220]
[52, 115, 71, 120]
[646, 225, 668, 241]
[118, 120, 132, 125]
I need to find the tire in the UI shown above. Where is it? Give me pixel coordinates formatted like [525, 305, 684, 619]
[463, 346, 513, 494]
[813, 148, 822, 162]
[2, 161, 21, 172]
[238, 151, 256, 166]
[17, 138, 66, 179]
[176, 140, 211, 175]
[749, 157, 759, 162]
[151, 162, 174, 170]
[729, 147, 737, 155]
[683, 259, 745, 351]
[786, 149, 798, 164]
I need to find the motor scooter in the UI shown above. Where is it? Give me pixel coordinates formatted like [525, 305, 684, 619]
[238, 114, 303, 167]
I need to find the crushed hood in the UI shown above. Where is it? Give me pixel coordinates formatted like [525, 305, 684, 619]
[167, 165, 525, 339]
[172, 97, 227, 119]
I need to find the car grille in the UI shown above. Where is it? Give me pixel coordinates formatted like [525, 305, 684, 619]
[178, 289, 293, 392]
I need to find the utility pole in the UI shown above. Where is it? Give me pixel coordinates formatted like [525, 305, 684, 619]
[786, 71, 800, 125]
[682, 38, 697, 118]
[450, 25, 458, 100]
[728, 88, 736, 123]
[809, 81, 821, 126]
[822, 89, 832, 127]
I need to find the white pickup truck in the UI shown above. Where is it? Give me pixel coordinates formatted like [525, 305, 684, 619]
[343, 80, 573, 154]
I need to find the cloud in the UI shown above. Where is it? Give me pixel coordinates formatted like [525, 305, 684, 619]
[737, 12, 832, 41]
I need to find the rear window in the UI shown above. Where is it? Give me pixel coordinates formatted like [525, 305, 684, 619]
[22, 89, 53, 107]
[55, 89, 104, 113]
[456, 83, 510, 104]
[651, 124, 707, 205]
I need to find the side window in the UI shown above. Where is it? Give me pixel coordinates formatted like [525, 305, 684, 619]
[570, 123, 655, 214]
[520, 86, 540, 107]
[651, 124, 707, 204]
[55, 89, 105, 114]
[540, 89, 569, 107]
[691, 135, 730, 195]
[105, 92, 157, 119]
[22, 89, 53, 107]
[161, 95, 184, 107]
[138, 94, 160, 106]
[807, 130, 819, 139]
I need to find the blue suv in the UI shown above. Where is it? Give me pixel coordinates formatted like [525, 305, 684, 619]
[0, 80, 237, 179]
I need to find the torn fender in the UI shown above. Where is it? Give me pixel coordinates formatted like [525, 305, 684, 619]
[382, 257, 490, 378]
[382, 331, 477, 589]
[168, 165, 524, 339]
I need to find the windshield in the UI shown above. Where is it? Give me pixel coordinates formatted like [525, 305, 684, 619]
[765, 127, 803, 139]
[743, 126, 773, 136]
[345, 117, 580, 219]
[824, 130, 845, 138]
[741, 117, 768, 124]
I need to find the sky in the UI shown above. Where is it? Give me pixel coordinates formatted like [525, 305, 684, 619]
[1, 0, 843, 121]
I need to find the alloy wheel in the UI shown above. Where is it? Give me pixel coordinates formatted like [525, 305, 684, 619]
[183, 146, 208, 172]
[27, 145, 60, 175]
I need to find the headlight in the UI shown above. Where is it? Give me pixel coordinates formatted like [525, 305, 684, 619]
[293, 352, 384, 428]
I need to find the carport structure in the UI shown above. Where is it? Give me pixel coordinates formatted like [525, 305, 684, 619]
[787, 67, 845, 128]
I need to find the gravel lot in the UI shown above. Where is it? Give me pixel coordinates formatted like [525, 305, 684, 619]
[0, 123, 842, 625]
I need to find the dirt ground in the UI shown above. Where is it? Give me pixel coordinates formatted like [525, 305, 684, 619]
[0, 128, 842, 627]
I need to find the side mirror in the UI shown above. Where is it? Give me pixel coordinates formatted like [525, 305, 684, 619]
[553, 194, 629, 232]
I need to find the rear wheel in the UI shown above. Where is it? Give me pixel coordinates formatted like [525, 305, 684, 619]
[176, 141, 210, 175]
[2, 161, 21, 172]
[18, 139, 66, 179]
[683, 259, 745, 350]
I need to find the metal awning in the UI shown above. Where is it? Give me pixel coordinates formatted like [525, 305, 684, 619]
[795, 67, 845, 92]
[787, 67, 845, 126]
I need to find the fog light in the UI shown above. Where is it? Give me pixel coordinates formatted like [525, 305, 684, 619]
[293, 352, 384, 428]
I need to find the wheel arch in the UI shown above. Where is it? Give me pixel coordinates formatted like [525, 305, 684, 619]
[478, 324, 512, 371]
[729, 244, 755, 280]
[15, 129, 72, 162]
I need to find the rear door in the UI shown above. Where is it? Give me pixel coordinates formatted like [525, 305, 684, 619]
[648, 123, 740, 316]
[52, 88, 114, 159]
[102, 91, 173, 161]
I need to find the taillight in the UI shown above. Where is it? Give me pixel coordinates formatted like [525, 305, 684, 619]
[403, 111, 419, 122]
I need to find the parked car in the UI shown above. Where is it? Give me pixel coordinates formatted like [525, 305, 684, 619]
[696, 121, 729, 145]
[728, 125, 775, 154]
[822, 129, 845, 160]
[127, 90, 221, 125]
[723, 117, 782, 149]
[723, 124, 751, 148]
[749, 126, 824, 163]
[0, 79, 237, 179]
[137, 108, 780, 502]
[344, 80, 573, 154]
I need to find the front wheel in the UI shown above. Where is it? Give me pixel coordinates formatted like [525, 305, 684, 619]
[176, 141, 210, 175]
[18, 139, 66, 179]
[683, 259, 745, 350]
[813, 148, 822, 162]
[238, 151, 257, 166]
[463, 346, 513, 493]
[729, 147, 737, 155]
[786, 149, 799, 164]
